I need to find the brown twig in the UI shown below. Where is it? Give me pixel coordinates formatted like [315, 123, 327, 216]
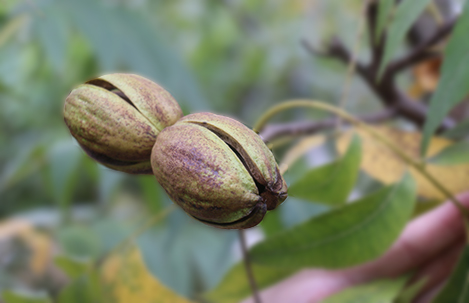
[389, 18, 456, 74]
[300, 1, 456, 134]
[265, 2, 457, 144]
[304, 38, 454, 128]
[260, 108, 397, 142]
[239, 230, 261, 303]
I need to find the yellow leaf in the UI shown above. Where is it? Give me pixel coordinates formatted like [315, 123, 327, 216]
[280, 134, 325, 174]
[336, 126, 468, 199]
[101, 247, 193, 303]
[0, 219, 52, 276]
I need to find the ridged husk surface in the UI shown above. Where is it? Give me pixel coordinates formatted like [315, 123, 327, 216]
[64, 73, 182, 174]
[151, 112, 287, 229]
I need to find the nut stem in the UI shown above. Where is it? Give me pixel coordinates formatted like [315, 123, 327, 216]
[239, 229, 262, 303]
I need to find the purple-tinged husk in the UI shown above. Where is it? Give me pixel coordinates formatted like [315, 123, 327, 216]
[63, 73, 182, 174]
[151, 112, 287, 229]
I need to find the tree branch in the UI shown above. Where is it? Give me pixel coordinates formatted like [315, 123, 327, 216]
[260, 108, 397, 142]
[263, 2, 458, 143]
[301, 35, 454, 133]
[389, 18, 456, 74]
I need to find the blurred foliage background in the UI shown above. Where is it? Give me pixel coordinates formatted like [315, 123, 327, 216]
[0, 0, 429, 301]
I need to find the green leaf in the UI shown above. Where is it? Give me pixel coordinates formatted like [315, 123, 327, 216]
[204, 262, 295, 303]
[55, 256, 90, 279]
[376, 0, 395, 42]
[432, 246, 469, 303]
[33, 5, 70, 72]
[91, 219, 132, 256]
[442, 119, 469, 140]
[421, 2, 469, 155]
[57, 273, 103, 303]
[2, 291, 52, 303]
[379, 0, 432, 77]
[0, 143, 45, 192]
[138, 217, 236, 297]
[426, 141, 469, 165]
[139, 175, 164, 213]
[58, 225, 101, 259]
[289, 135, 361, 206]
[47, 141, 83, 208]
[321, 276, 408, 303]
[64, 0, 208, 111]
[97, 167, 124, 204]
[63, 0, 120, 70]
[260, 208, 285, 237]
[0, 15, 27, 49]
[395, 277, 428, 303]
[279, 198, 329, 229]
[250, 173, 416, 270]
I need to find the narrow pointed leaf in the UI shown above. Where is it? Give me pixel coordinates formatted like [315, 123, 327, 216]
[443, 119, 469, 140]
[421, 2, 469, 155]
[379, 0, 432, 77]
[427, 141, 469, 165]
[395, 277, 428, 303]
[250, 174, 416, 270]
[376, 0, 395, 42]
[289, 136, 361, 206]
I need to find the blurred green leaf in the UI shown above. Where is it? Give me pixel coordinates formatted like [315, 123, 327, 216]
[138, 216, 236, 297]
[289, 136, 361, 206]
[97, 167, 124, 205]
[61, 0, 208, 111]
[204, 262, 295, 303]
[322, 277, 408, 303]
[62, 0, 120, 70]
[2, 291, 51, 303]
[46, 141, 83, 210]
[421, 1, 469, 155]
[395, 277, 427, 303]
[443, 119, 469, 140]
[114, 10, 209, 111]
[427, 141, 469, 165]
[82, 157, 99, 184]
[432, 246, 469, 303]
[58, 225, 101, 259]
[57, 272, 103, 303]
[0, 143, 45, 192]
[250, 174, 416, 270]
[0, 14, 27, 48]
[278, 198, 329, 229]
[376, 0, 394, 42]
[260, 207, 284, 237]
[138, 175, 164, 214]
[100, 246, 193, 303]
[379, 0, 432, 77]
[33, 6, 70, 72]
[91, 219, 132, 256]
[55, 255, 90, 279]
